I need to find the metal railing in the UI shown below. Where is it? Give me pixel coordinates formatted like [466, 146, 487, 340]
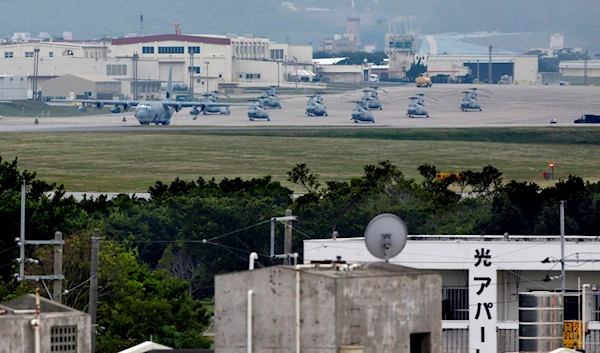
[442, 286, 469, 320]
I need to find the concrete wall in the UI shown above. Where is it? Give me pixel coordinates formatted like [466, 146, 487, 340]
[336, 273, 442, 353]
[233, 60, 279, 82]
[0, 312, 91, 353]
[215, 266, 442, 353]
[0, 75, 28, 99]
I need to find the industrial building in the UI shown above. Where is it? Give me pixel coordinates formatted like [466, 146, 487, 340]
[0, 293, 91, 353]
[304, 235, 600, 353]
[215, 263, 442, 353]
[0, 31, 314, 100]
[42, 73, 122, 99]
[560, 60, 600, 78]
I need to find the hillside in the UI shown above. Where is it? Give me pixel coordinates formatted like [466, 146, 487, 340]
[0, 0, 598, 52]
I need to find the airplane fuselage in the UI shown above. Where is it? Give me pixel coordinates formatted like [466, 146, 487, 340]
[134, 101, 175, 125]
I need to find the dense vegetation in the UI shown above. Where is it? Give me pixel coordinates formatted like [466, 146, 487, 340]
[1, 155, 599, 351]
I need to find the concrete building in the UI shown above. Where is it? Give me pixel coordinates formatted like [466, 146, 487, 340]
[551, 33, 565, 50]
[385, 34, 416, 79]
[0, 294, 91, 353]
[305, 235, 600, 353]
[215, 263, 442, 353]
[0, 75, 28, 99]
[42, 73, 121, 99]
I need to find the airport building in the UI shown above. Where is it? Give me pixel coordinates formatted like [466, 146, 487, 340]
[0, 33, 314, 100]
[304, 235, 600, 353]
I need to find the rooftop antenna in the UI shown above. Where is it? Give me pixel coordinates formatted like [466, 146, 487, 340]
[174, 22, 181, 35]
[364, 214, 408, 262]
[140, 15, 144, 36]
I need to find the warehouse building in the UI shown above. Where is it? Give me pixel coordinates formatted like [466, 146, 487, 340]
[42, 73, 122, 99]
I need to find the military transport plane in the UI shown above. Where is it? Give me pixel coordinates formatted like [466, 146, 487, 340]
[52, 67, 251, 125]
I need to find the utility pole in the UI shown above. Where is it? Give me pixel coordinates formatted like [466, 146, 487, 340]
[89, 229, 100, 353]
[204, 61, 210, 95]
[132, 52, 139, 100]
[584, 50, 588, 86]
[32, 46, 40, 100]
[53, 231, 63, 304]
[293, 56, 298, 93]
[560, 200, 566, 294]
[277, 60, 280, 87]
[477, 60, 480, 83]
[19, 179, 26, 279]
[284, 209, 293, 265]
[189, 51, 195, 99]
[488, 45, 493, 84]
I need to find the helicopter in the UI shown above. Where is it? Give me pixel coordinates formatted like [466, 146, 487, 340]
[305, 92, 328, 116]
[362, 87, 388, 110]
[351, 100, 375, 123]
[259, 86, 282, 109]
[199, 91, 233, 115]
[407, 93, 436, 118]
[248, 100, 270, 121]
[460, 88, 491, 112]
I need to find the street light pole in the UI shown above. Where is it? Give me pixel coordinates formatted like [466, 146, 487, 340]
[293, 56, 298, 93]
[205, 61, 210, 95]
[277, 60, 280, 87]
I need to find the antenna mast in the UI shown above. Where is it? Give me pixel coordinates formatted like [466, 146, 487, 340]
[140, 15, 144, 36]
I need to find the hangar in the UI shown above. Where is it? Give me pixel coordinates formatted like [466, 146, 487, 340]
[42, 74, 121, 100]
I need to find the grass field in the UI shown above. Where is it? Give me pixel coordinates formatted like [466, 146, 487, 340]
[0, 100, 113, 117]
[0, 128, 598, 192]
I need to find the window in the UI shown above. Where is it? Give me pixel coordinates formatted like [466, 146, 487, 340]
[25, 52, 34, 57]
[442, 286, 468, 320]
[49, 52, 53, 57]
[51, 325, 77, 352]
[188, 66, 200, 74]
[142, 46, 154, 54]
[188, 46, 200, 54]
[270, 49, 284, 60]
[158, 46, 184, 54]
[106, 64, 127, 76]
[4, 52, 13, 58]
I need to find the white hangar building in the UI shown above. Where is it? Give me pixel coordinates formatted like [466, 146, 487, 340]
[304, 234, 600, 353]
[0, 33, 315, 100]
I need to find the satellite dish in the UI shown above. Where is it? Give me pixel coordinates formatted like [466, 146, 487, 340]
[364, 213, 408, 262]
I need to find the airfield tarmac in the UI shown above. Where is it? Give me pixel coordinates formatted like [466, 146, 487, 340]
[1, 84, 600, 132]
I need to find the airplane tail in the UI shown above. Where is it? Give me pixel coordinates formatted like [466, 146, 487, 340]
[165, 66, 173, 101]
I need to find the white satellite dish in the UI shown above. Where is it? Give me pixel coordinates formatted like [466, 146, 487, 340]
[364, 213, 408, 262]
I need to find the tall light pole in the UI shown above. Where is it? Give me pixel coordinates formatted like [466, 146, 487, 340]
[205, 61, 210, 95]
[277, 60, 280, 87]
[293, 56, 298, 93]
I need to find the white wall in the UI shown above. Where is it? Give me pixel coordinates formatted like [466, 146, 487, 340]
[513, 56, 539, 82]
[233, 59, 279, 82]
[0, 75, 27, 99]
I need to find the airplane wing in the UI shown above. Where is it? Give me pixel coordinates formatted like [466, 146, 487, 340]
[51, 99, 140, 107]
[169, 101, 257, 108]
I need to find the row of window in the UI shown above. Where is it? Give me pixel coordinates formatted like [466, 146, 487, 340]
[106, 64, 128, 76]
[5, 51, 54, 58]
[143, 46, 201, 54]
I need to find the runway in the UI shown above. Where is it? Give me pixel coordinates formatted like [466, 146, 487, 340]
[2, 84, 600, 132]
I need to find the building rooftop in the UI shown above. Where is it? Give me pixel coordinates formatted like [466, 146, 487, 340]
[112, 34, 230, 46]
[70, 74, 117, 83]
[1, 294, 78, 314]
[280, 262, 439, 278]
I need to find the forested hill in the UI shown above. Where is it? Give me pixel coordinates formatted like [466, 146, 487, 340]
[1, 0, 599, 52]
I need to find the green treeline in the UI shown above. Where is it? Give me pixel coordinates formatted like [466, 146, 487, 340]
[1, 156, 599, 352]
